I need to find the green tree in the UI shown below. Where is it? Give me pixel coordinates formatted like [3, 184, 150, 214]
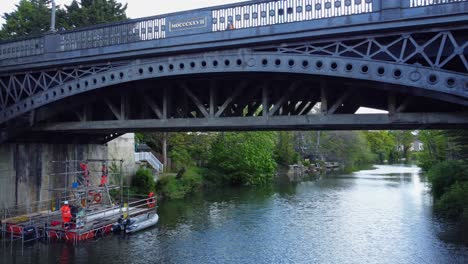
[418, 130, 468, 221]
[208, 132, 277, 186]
[312, 131, 374, 170]
[364, 131, 396, 163]
[137, 132, 216, 171]
[65, 0, 127, 28]
[275, 131, 298, 166]
[0, 0, 128, 40]
[426, 160, 468, 199]
[391, 131, 414, 162]
[418, 130, 448, 171]
[444, 130, 468, 161]
[435, 182, 468, 220]
[294, 131, 373, 171]
[0, 0, 66, 39]
[131, 167, 154, 194]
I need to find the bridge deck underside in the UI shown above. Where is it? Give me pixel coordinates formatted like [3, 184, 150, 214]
[3, 73, 467, 144]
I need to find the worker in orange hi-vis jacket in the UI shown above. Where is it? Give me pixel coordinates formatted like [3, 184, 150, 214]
[61, 201, 72, 228]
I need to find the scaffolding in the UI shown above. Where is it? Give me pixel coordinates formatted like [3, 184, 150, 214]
[1, 158, 156, 248]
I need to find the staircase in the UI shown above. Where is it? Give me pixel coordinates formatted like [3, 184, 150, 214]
[135, 152, 164, 173]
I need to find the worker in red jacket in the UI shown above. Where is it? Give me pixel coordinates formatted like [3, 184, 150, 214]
[61, 201, 72, 228]
[100, 163, 108, 186]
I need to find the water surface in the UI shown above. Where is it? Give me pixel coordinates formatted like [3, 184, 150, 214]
[2, 164, 467, 263]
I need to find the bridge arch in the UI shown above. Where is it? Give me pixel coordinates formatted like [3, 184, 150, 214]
[1, 51, 467, 125]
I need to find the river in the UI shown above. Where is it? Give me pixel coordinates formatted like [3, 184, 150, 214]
[1, 164, 468, 263]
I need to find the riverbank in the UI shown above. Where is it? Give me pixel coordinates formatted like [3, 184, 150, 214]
[425, 160, 468, 222]
[155, 167, 204, 200]
[153, 161, 377, 201]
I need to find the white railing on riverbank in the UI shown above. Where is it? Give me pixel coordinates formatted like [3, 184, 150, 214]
[135, 152, 164, 173]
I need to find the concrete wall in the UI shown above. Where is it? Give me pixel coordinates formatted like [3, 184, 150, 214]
[0, 144, 15, 208]
[0, 144, 108, 209]
[0, 133, 136, 209]
[107, 133, 136, 183]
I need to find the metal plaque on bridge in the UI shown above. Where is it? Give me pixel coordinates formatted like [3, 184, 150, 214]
[166, 11, 212, 37]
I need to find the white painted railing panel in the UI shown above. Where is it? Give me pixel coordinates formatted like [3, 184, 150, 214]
[212, 0, 374, 32]
[410, 0, 466, 7]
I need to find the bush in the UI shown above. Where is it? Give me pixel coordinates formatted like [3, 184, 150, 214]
[131, 167, 155, 195]
[156, 167, 203, 200]
[182, 167, 204, 190]
[435, 182, 468, 220]
[170, 147, 193, 172]
[427, 160, 468, 199]
[208, 132, 277, 186]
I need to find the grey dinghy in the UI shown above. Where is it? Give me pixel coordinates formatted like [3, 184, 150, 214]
[111, 213, 159, 234]
[125, 213, 159, 233]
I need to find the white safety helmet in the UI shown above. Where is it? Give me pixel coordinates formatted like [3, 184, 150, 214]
[64, 201, 69, 205]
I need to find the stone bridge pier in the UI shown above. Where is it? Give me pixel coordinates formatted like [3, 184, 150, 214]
[0, 134, 136, 208]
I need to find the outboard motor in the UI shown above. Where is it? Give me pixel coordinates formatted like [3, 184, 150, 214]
[111, 215, 125, 233]
[23, 226, 36, 241]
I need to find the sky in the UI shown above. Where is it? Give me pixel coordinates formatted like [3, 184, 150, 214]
[0, 0, 248, 25]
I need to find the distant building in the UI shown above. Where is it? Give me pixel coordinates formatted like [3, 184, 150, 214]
[396, 139, 424, 152]
[410, 140, 424, 152]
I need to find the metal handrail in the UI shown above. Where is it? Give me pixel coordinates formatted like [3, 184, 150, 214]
[135, 152, 164, 172]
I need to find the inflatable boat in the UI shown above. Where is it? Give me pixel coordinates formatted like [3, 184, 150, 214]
[111, 213, 159, 234]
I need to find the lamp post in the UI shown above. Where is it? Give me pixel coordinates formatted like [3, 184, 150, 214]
[50, 0, 57, 32]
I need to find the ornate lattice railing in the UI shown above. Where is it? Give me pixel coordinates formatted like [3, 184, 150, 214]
[212, 0, 373, 32]
[0, 37, 44, 59]
[60, 17, 166, 51]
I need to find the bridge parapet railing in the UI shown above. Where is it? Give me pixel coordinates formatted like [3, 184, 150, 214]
[0, 36, 44, 60]
[212, 0, 374, 32]
[408, 0, 467, 7]
[60, 17, 166, 51]
[0, 0, 467, 59]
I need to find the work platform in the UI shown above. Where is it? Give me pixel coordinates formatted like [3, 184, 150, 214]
[1, 159, 157, 246]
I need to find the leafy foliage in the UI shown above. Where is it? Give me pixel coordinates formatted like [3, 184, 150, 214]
[0, 0, 62, 39]
[427, 160, 468, 199]
[418, 130, 448, 171]
[420, 130, 468, 221]
[364, 131, 395, 163]
[156, 167, 203, 200]
[435, 182, 468, 220]
[390, 131, 414, 162]
[294, 131, 374, 171]
[317, 131, 374, 170]
[65, 0, 127, 28]
[131, 167, 154, 195]
[275, 131, 299, 166]
[208, 132, 277, 186]
[0, 0, 127, 39]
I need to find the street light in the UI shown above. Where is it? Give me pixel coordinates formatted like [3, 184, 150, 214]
[50, 0, 56, 32]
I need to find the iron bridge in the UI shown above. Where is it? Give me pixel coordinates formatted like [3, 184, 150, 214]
[0, 0, 467, 143]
